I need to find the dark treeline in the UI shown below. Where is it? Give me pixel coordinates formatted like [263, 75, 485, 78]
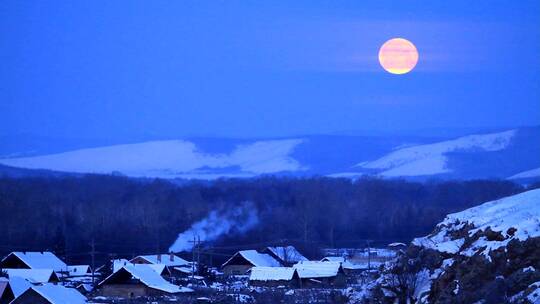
[0, 175, 532, 264]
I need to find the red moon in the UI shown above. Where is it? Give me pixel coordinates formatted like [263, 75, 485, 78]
[378, 38, 419, 74]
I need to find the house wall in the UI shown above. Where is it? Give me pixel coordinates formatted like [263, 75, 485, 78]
[98, 284, 149, 298]
[250, 279, 298, 288]
[222, 265, 252, 276]
[0, 285, 15, 304]
[299, 273, 347, 288]
[10, 289, 50, 304]
[0, 255, 29, 269]
[331, 273, 347, 288]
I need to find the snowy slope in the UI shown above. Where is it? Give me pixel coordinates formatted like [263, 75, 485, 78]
[413, 189, 540, 257]
[0, 127, 538, 180]
[0, 139, 306, 179]
[509, 167, 540, 180]
[368, 189, 540, 304]
[356, 130, 516, 177]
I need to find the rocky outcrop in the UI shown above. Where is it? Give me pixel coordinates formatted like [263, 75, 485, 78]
[364, 189, 540, 304]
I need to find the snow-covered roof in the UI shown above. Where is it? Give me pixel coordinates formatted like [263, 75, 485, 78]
[112, 259, 168, 275]
[293, 261, 342, 279]
[146, 264, 168, 275]
[321, 256, 345, 263]
[67, 265, 90, 276]
[223, 250, 281, 268]
[265, 246, 307, 263]
[4, 269, 58, 283]
[132, 254, 189, 267]
[100, 265, 193, 294]
[249, 267, 296, 282]
[174, 266, 192, 274]
[112, 258, 132, 272]
[413, 189, 540, 257]
[8, 276, 32, 297]
[2, 252, 67, 272]
[29, 284, 87, 304]
[342, 260, 383, 270]
[76, 283, 93, 293]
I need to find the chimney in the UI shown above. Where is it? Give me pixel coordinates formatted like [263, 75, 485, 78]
[157, 254, 162, 263]
[169, 252, 174, 262]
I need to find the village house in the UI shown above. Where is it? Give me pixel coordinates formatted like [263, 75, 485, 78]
[261, 246, 308, 266]
[320, 256, 367, 275]
[321, 256, 345, 263]
[130, 253, 192, 279]
[0, 252, 67, 273]
[66, 265, 91, 278]
[10, 284, 86, 304]
[222, 250, 281, 276]
[112, 258, 132, 273]
[0, 278, 15, 304]
[130, 253, 189, 267]
[248, 266, 300, 288]
[62, 265, 96, 292]
[97, 264, 193, 298]
[112, 259, 171, 277]
[293, 261, 347, 288]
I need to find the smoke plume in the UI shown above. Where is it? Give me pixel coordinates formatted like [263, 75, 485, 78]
[169, 201, 259, 252]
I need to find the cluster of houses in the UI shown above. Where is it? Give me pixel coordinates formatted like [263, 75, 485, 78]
[0, 251, 196, 303]
[222, 246, 380, 289]
[0, 245, 397, 303]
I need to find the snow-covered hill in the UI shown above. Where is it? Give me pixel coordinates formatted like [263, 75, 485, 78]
[356, 129, 516, 177]
[365, 189, 540, 303]
[0, 127, 539, 180]
[510, 167, 540, 180]
[413, 189, 540, 258]
[0, 139, 306, 179]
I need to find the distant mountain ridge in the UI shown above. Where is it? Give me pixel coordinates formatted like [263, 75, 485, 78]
[1, 126, 539, 181]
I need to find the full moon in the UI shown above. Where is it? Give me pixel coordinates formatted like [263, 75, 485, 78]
[378, 38, 418, 74]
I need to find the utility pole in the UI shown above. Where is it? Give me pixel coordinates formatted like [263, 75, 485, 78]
[208, 247, 213, 269]
[366, 240, 371, 271]
[90, 238, 96, 287]
[190, 236, 196, 281]
[196, 235, 201, 276]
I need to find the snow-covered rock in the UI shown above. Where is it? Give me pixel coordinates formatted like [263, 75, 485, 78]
[413, 189, 540, 258]
[366, 189, 540, 304]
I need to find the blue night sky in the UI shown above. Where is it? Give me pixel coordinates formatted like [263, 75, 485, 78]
[1, 1, 539, 140]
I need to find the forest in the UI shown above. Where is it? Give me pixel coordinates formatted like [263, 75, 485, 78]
[0, 175, 535, 265]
